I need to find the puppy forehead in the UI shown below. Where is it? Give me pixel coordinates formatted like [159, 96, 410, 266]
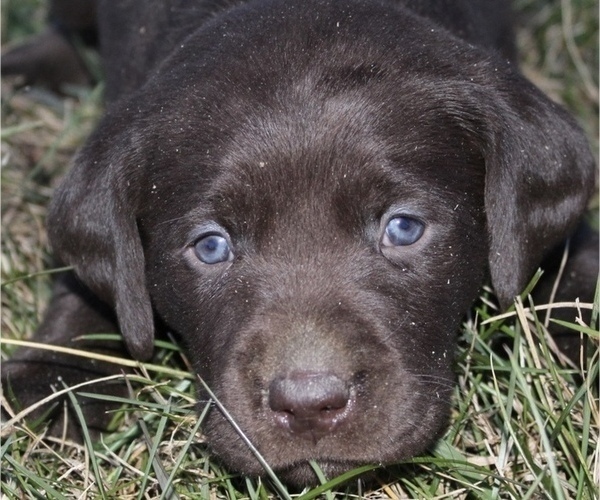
[212, 98, 390, 207]
[133, 0, 495, 236]
[139, 32, 488, 238]
[143, 86, 484, 247]
[207, 93, 479, 220]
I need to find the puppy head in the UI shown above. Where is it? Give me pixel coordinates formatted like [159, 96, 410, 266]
[48, 0, 595, 484]
[139, 77, 490, 482]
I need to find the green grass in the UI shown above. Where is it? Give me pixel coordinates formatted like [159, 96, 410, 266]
[1, 0, 598, 498]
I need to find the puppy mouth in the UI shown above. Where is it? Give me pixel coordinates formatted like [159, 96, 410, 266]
[203, 364, 452, 487]
[200, 304, 455, 482]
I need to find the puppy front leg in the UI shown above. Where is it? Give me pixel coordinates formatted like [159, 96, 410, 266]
[2, 271, 130, 441]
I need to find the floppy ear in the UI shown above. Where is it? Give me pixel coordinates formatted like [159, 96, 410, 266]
[479, 77, 595, 308]
[48, 119, 155, 361]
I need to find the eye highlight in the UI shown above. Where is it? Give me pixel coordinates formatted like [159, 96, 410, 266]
[382, 216, 425, 247]
[193, 234, 233, 264]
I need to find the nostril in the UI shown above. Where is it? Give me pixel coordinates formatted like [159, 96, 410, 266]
[268, 371, 352, 441]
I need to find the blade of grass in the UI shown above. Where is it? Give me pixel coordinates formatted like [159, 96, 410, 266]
[63, 385, 106, 498]
[1, 266, 73, 288]
[0, 120, 45, 139]
[296, 464, 380, 500]
[196, 375, 292, 500]
[0, 338, 193, 379]
[3, 453, 69, 500]
[506, 353, 566, 498]
[123, 377, 179, 500]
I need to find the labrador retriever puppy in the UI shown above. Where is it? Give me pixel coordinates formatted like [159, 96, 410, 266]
[2, 0, 597, 486]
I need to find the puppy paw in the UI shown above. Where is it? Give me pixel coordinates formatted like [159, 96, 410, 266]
[2, 354, 128, 441]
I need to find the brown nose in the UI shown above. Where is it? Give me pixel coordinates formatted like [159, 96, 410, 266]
[268, 371, 351, 441]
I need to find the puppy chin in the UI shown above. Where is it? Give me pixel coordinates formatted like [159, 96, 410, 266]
[210, 440, 415, 488]
[275, 460, 374, 488]
[203, 401, 449, 487]
[220, 452, 373, 488]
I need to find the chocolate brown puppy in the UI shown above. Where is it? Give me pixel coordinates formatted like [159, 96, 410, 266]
[3, 0, 596, 486]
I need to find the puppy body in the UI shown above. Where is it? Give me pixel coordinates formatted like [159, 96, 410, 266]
[3, 0, 596, 485]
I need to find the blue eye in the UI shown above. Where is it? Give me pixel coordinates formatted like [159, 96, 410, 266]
[383, 216, 425, 246]
[194, 234, 232, 264]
